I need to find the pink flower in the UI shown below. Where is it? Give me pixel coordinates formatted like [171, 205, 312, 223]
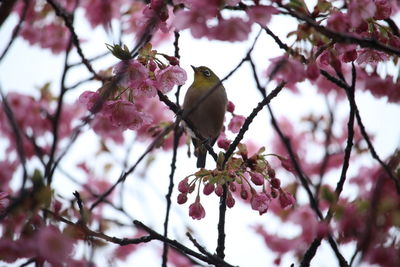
[105, 100, 152, 130]
[167, 247, 195, 267]
[209, 17, 251, 42]
[228, 115, 245, 133]
[327, 11, 350, 32]
[37, 225, 74, 264]
[251, 193, 271, 215]
[0, 160, 17, 191]
[374, 0, 392, 19]
[266, 55, 306, 91]
[306, 61, 320, 80]
[134, 78, 158, 98]
[348, 0, 377, 27]
[91, 114, 124, 143]
[114, 60, 148, 89]
[156, 65, 187, 93]
[78, 91, 101, 111]
[356, 48, 389, 65]
[189, 196, 206, 220]
[255, 225, 300, 253]
[217, 136, 231, 150]
[278, 190, 295, 209]
[82, 0, 121, 28]
[0, 239, 19, 263]
[247, 5, 278, 26]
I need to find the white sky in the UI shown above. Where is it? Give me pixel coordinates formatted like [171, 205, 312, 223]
[1, 3, 400, 267]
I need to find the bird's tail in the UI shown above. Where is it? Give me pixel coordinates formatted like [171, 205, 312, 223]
[196, 144, 207, 168]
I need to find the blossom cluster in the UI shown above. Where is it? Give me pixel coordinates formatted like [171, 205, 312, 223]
[79, 43, 187, 144]
[177, 144, 295, 220]
[174, 0, 278, 41]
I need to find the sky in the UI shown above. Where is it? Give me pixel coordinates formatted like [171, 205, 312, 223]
[1, 3, 400, 267]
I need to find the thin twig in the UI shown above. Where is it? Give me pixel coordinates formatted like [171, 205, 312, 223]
[162, 123, 182, 267]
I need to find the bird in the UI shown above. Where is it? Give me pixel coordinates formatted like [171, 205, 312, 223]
[183, 65, 228, 168]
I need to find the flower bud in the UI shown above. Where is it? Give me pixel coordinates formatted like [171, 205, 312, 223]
[270, 178, 281, 189]
[177, 193, 188, 204]
[215, 184, 223, 197]
[203, 183, 215, 195]
[178, 178, 189, 193]
[226, 192, 235, 208]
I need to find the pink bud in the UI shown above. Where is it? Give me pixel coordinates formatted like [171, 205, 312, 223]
[270, 178, 281, 189]
[149, 60, 157, 72]
[203, 183, 215, 195]
[217, 138, 231, 151]
[240, 187, 248, 200]
[229, 182, 237, 192]
[267, 167, 276, 178]
[177, 193, 188, 204]
[178, 178, 189, 193]
[270, 188, 278, 198]
[227, 101, 235, 113]
[226, 192, 235, 208]
[215, 184, 223, 197]
[250, 172, 264, 186]
[189, 196, 205, 220]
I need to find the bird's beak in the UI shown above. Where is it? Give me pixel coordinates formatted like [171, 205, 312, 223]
[191, 65, 197, 72]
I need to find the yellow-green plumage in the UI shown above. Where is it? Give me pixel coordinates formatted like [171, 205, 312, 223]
[183, 66, 227, 168]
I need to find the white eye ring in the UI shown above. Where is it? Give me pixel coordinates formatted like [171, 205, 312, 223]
[203, 69, 211, 77]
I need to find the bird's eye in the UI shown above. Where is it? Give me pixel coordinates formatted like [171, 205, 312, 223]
[202, 69, 211, 77]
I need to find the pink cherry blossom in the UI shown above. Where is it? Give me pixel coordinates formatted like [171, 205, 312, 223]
[306, 62, 320, 80]
[374, 0, 392, 19]
[251, 192, 271, 215]
[167, 247, 195, 267]
[266, 55, 306, 91]
[247, 5, 278, 26]
[114, 60, 149, 89]
[189, 196, 206, 220]
[278, 190, 295, 209]
[91, 114, 125, 143]
[327, 11, 350, 32]
[37, 225, 74, 264]
[0, 160, 17, 191]
[217, 135, 231, 150]
[156, 65, 187, 93]
[348, 0, 377, 27]
[228, 115, 245, 133]
[255, 225, 301, 253]
[209, 17, 251, 42]
[82, 0, 121, 28]
[105, 100, 152, 130]
[356, 48, 389, 65]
